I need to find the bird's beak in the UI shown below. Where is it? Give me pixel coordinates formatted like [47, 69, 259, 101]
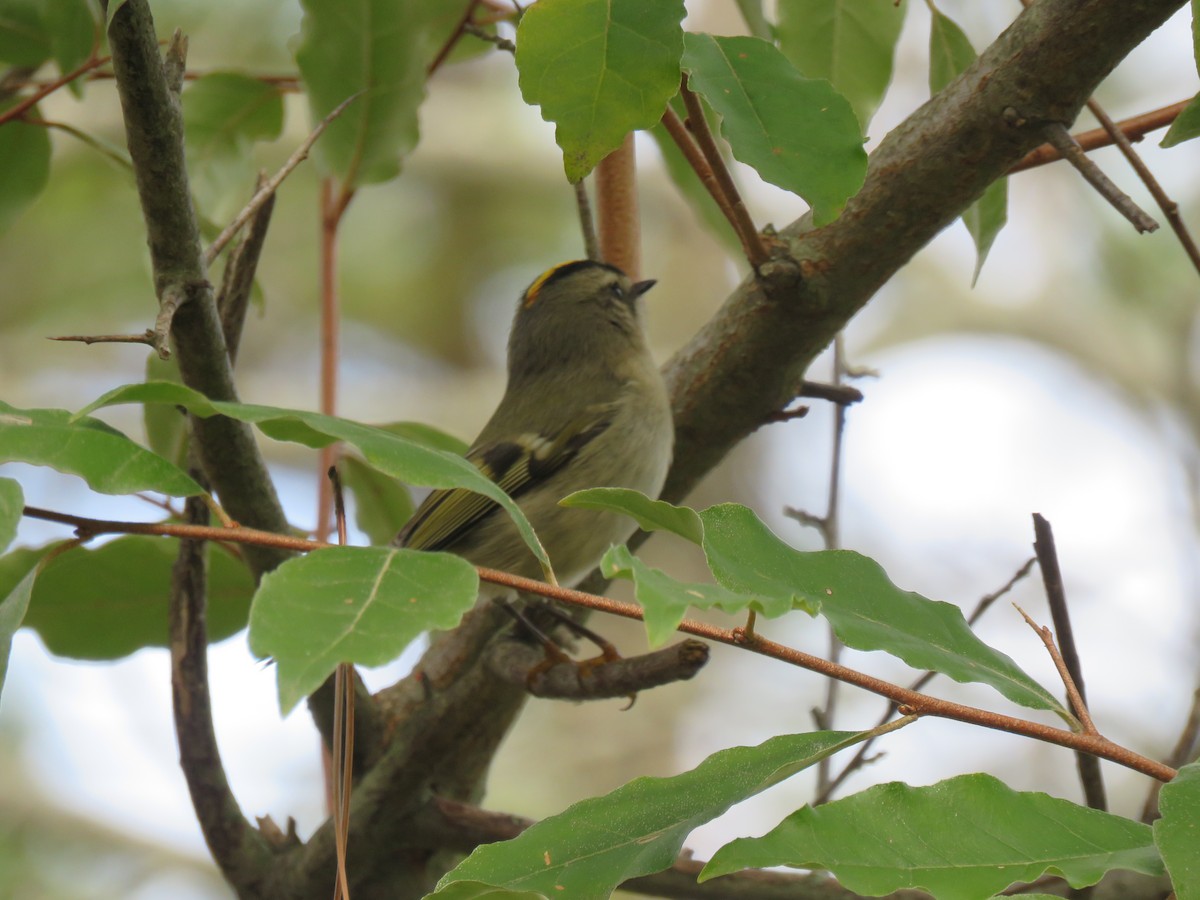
[631, 279, 656, 299]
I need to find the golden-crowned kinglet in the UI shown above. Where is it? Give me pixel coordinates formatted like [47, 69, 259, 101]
[394, 260, 674, 586]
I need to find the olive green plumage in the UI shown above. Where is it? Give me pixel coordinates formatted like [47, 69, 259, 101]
[395, 260, 674, 586]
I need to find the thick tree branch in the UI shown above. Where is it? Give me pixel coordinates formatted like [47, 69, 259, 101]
[104, 0, 291, 577]
[660, 0, 1187, 505]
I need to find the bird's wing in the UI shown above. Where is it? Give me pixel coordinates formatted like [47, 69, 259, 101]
[395, 408, 613, 552]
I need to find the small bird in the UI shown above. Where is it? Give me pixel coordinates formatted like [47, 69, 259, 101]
[394, 260, 674, 588]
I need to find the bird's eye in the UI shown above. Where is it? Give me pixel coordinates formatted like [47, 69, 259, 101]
[609, 282, 625, 299]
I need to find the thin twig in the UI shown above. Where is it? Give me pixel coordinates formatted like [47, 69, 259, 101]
[0, 53, 112, 127]
[315, 179, 345, 543]
[1010, 99, 1189, 173]
[574, 180, 601, 261]
[48, 330, 156, 347]
[1037, 121, 1158, 233]
[462, 22, 516, 53]
[1084, 98, 1200, 275]
[678, 77, 769, 267]
[204, 92, 362, 267]
[813, 337, 848, 797]
[427, 0, 482, 75]
[20, 503, 1176, 782]
[1032, 512, 1107, 811]
[216, 173, 275, 366]
[153, 283, 192, 359]
[1015, 604, 1097, 735]
[659, 105, 743, 246]
[23, 505, 322, 553]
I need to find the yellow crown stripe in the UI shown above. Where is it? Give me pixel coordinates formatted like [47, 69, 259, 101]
[523, 262, 572, 307]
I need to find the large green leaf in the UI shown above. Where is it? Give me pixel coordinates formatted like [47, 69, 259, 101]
[44, 0, 95, 83]
[707, 503, 1064, 716]
[776, 0, 904, 132]
[702, 773, 1164, 897]
[183, 73, 284, 218]
[515, 0, 685, 182]
[5, 536, 255, 660]
[75, 382, 549, 569]
[295, 0, 470, 186]
[0, 0, 51, 67]
[928, 8, 1006, 278]
[564, 490, 1065, 717]
[429, 885, 547, 900]
[438, 728, 897, 898]
[0, 478, 21, 554]
[1155, 762, 1200, 897]
[0, 401, 203, 497]
[681, 33, 866, 225]
[248, 546, 478, 713]
[0, 100, 51, 234]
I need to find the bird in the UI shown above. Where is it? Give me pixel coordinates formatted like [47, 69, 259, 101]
[394, 259, 674, 590]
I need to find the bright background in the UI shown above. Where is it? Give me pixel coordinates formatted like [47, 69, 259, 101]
[1, 1, 1198, 896]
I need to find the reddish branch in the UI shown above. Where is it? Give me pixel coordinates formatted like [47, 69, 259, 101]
[21, 504, 1177, 784]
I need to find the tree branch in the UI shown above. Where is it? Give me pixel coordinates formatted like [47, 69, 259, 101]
[660, 0, 1187, 507]
[104, 0, 292, 578]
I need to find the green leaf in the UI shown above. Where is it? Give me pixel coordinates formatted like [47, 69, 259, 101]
[427, 883, 548, 900]
[703, 773, 1164, 897]
[142, 354, 189, 467]
[515, 0, 686, 182]
[681, 33, 866, 224]
[1162, 91, 1200, 147]
[698, 503, 1067, 716]
[570, 493, 1064, 716]
[373, 420, 469, 456]
[0, 557, 38, 702]
[648, 95, 744, 257]
[1192, 0, 1200, 75]
[928, 7, 976, 95]
[296, 0, 464, 186]
[0, 100, 51, 234]
[0, 478, 21, 554]
[248, 546, 478, 713]
[927, 11, 1006, 278]
[0, 401, 203, 497]
[0, 0, 51, 67]
[44, 0, 95, 84]
[963, 176, 1007, 284]
[7, 536, 255, 660]
[76, 382, 549, 569]
[1155, 762, 1200, 897]
[601, 543, 771, 647]
[776, 0, 905, 132]
[339, 454, 413, 546]
[439, 727, 899, 898]
[561, 487, 703, 544]
[183, 73, 284, 218]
